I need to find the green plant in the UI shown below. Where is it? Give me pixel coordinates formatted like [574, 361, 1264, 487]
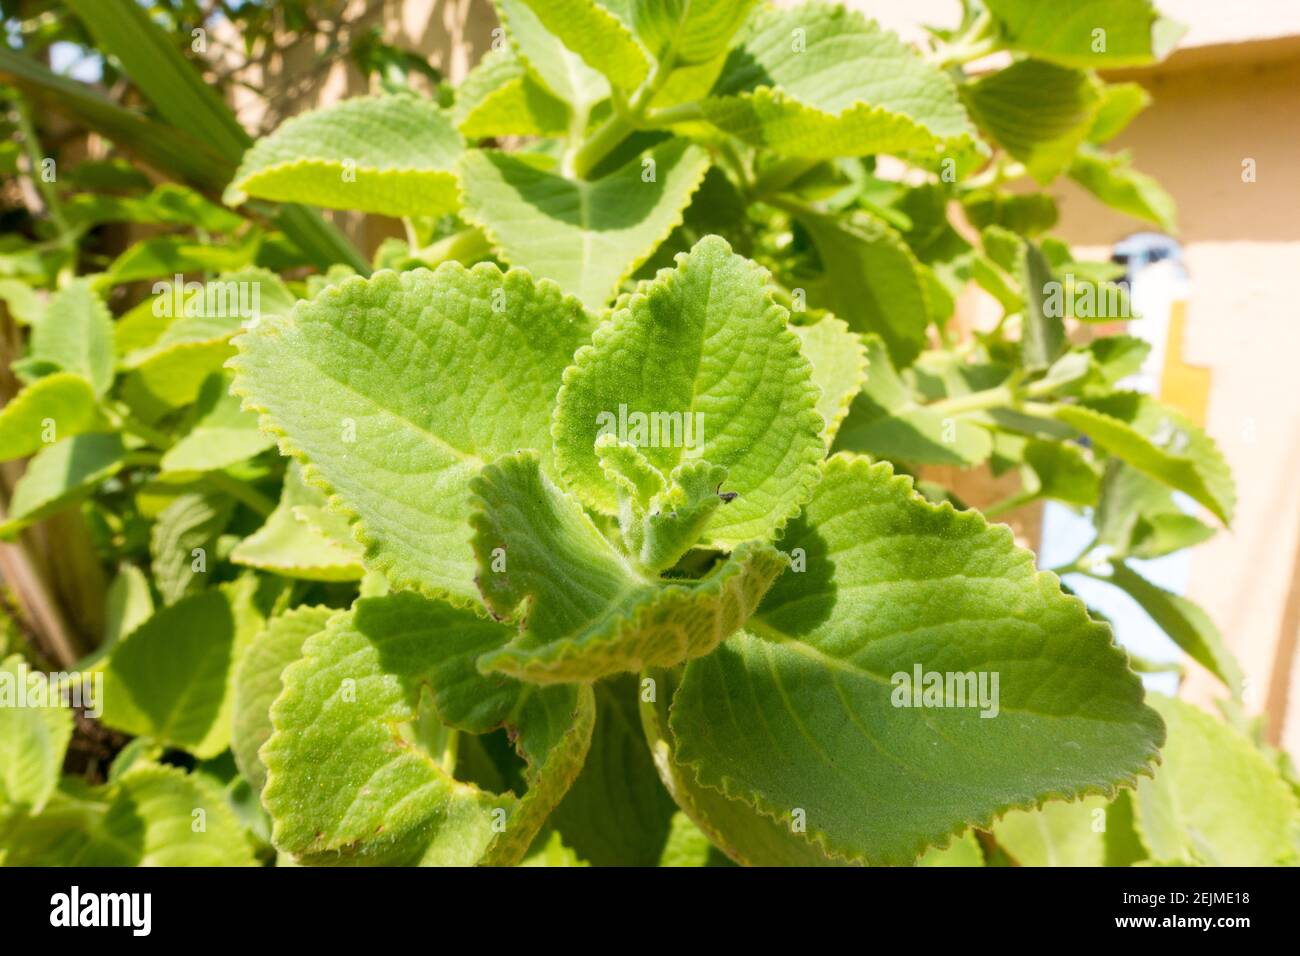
[1, 0, 1296, 867]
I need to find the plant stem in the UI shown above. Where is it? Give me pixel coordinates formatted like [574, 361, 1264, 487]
[926, 9, 998, 69]
[570, 110, 637, 179]
[752, 157, 823, 198]
[415, 227, 490, 266]
[205, 471, 276, 517]
[927, 384, 1016, 416]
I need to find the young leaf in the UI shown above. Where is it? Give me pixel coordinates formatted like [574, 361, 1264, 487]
[671, 454, 1164, 865]
[452, 46, 569, 138]
[100, 590, 243, 759]
[552, 236, 825, 546]
[1134, 695, 1299, 865]
[230, 264, 594, 606]
[983, 0, 1181, 68]
[458, 140, 711, 311]
[0, 373, 106, 463]
[507, 0, 650, 93]
[698, 3, 977, 158]
[231, 462, 365, 582]
[790, 317, 869, 447]
[962, 59, 1099, 184]
[16, 279, 114, 397]
[471, 451, 788, 683]
[261, 592, 595, 865]
[497, 0, 612, 118]
[795, 210, 931, 368]
[160, 373, 276, 474]
[225, 96, 464, 217]
[0, 655, 73, 813]
[1053, 392, 1235, 524]
[231, 605, 336, 793]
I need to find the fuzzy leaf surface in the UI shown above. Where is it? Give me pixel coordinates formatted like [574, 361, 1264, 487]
[671, 454, 1164, 864]
[230, 264, 594, 605]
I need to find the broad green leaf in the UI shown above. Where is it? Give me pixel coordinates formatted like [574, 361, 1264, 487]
[160, 373, 275, 474]
[226, 96, 464, 217]
[0, 433, 128, 539]
[509, 0, 650, 92]
[992, 796, 1110, 866]
[791, 316, 867, 446]
[0, 764, 256, 866]
[916, 829, 984, 866]
[795, 210, 930, 368]
[832, 335, 993, 467]
[631, 0, 758, 66]
[0, 373, 105, 463]
[261, 592, 595, 865]
[231, 462, 365, 582]
[983, 0, 1181, 68]
[1135, 695, 1298, 865]
[698, 3, 977, 159]
[671, 454, 1164, 865]
[0, 655, 73, 812]
[641, 665, 849, 865]
[1070, 146, 1178, 233]
[100, 590, 243, 758]
[231, 264, 594, 606]
[231, 605, 336, 793]
[1053, 392, 1234, 524]
[963, 59, 1098, 185]
[150, 492, 235, 605]
[1103, 561, 1242, 692]
[497, 0, 611, 117]
[550, 675, 678, 866]
[16, 279, 114, 396]
[471, 451, 788, 683]
[452, 46, 568, 138]
[458, 140, 711, 311]
[1088, 81, 1150, 142]
[552, 236, 825, 546]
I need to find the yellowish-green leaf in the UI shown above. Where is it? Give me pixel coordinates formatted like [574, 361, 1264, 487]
[226, 95, 463, 217]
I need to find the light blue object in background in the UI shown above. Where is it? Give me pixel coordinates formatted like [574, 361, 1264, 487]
[1036, 238, 1192, 695]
